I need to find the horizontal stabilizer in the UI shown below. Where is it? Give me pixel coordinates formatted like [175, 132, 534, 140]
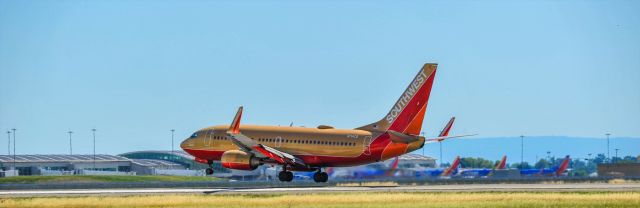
[388, 130, 423, 144]
[425, 134, 477, 143]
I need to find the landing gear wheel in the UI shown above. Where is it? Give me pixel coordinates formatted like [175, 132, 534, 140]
[313, 171, 328, 183]
[205, 168, 214, 175]
[205, 160, 214, 175]
[286, 171, 293, 181]
[278, 170, 294, 182]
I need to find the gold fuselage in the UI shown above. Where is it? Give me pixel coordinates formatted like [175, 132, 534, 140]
[180, 125, 424, 167]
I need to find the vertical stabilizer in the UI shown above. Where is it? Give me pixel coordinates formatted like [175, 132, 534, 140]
[357, 63, 438, 135]
[555, 155, 571, 176]
[438, 117, 455, 137]
[495, 155, 507, 170]
[441, 156, 460, 177]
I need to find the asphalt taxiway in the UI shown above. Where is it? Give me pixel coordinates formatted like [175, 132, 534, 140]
[1, 183, 639, 197]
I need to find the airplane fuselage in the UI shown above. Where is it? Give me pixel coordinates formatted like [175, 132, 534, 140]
[181, 125, 424, 168]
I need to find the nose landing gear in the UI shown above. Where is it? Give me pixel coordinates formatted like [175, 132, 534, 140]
[205, 168, 214, 175]
[205, 160, 214, 175]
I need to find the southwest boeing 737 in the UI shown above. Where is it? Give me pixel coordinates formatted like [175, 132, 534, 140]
[180, 63, 472, 182]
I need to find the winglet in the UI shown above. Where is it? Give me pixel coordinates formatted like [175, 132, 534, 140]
[228, 106, 243, 134]
[439, 117, 455, 137]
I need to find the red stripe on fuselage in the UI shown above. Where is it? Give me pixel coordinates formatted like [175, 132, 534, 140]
[183, 148, 225, 161]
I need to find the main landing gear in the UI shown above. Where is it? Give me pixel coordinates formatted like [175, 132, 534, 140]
[313, 170, 328, 183]
[278, 170, 294, 182]
[205, 160, 214, 175]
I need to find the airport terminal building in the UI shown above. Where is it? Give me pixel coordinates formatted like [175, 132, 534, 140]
[0, 151, 223, 176]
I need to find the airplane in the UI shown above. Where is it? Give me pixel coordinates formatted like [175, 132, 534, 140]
[458, 155, 507, 178]
[519, 155, 571, 177]
[350, 157, 400, 179]
[180, 63, 472, 182]
[413, 156, 461, 178]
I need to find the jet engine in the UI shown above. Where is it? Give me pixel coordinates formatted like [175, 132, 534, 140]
[220, 150, 261, 170]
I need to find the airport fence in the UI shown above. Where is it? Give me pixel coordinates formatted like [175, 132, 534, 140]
[76, 170, 136, 176]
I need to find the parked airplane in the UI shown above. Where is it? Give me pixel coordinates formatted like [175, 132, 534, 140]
[414, 156, 461, 178]
[350, 157, 400, 178]
[181, 63, 472, 182]
[520, 155, 571, 177]
[459, 155, 507, 178]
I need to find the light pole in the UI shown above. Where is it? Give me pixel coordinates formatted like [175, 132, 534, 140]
[614, 148, 619, 163]
[520, 135, 524, 169]
[171, 129, 175, 153]
[547, 151, 551, 161]
[92, 128, 96, 170]
[11, 128, 16, 170]
[6, 131, 10, 155]
[68, 131, 73, 155]
[439, 141, 443, 167]
[605, 133, 610, 163]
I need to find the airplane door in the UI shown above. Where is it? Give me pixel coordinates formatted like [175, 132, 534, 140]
[275, 136, 282, 147]
[204, 130, 213, 147]
[363, 136, 372, 155]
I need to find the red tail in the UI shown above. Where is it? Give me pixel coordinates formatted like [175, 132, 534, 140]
[438, 117, 455, 137]
[390, 157, 400, 170]
[555, 155, 570, 176]
[357, 64, 437, 135]
[495, 155, 507, 169]
[441, 156, 460, 177]
[386, 157, 400, 177]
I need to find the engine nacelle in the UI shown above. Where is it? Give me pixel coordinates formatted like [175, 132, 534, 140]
[221, 150, 261, 170]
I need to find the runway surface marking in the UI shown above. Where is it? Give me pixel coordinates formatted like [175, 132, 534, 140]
[1, 183, 639, 196]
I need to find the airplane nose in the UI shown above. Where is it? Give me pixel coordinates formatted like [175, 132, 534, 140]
[180, 138, 191, 150]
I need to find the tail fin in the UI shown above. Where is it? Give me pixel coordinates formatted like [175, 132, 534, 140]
[389, 157, 400, 170]
[438, 117, 455, 137]
[441, 156, 460, 177]
[357, 63, 438, 135]
[555, 155, 570, 176]
[386, 157, 400, 177]
[495, 155, 507, 170]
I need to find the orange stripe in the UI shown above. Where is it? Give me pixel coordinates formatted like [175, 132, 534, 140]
[403, 104, 427, 135]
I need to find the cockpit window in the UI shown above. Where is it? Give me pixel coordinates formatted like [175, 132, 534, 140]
[190, 132, 198, 138]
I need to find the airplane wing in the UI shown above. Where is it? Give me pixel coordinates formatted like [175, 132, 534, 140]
[225, 106, 308, 168]
[254, 144, 306, 167]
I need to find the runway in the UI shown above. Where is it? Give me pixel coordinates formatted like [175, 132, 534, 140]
[1, 183, 639, 197]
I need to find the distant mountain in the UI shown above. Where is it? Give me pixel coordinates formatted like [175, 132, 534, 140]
[420, 136, 640, 164]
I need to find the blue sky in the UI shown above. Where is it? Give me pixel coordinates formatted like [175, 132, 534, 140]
[1, 0, 639, 160]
